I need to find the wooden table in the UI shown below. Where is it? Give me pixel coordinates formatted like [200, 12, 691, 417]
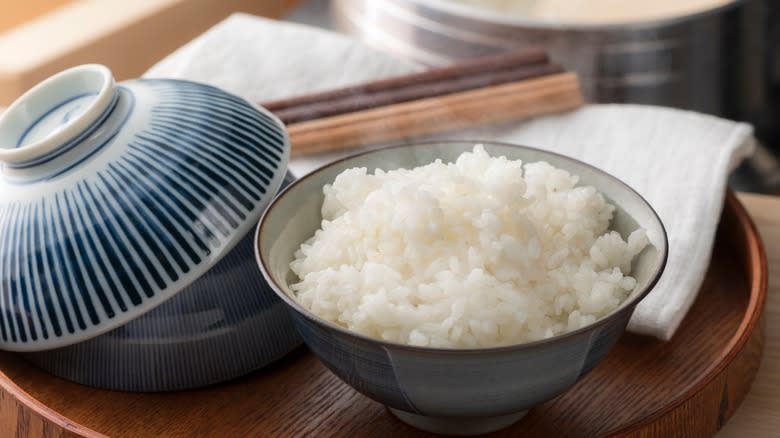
[0, 193, 775, 437]
[717, 193, 780, 437]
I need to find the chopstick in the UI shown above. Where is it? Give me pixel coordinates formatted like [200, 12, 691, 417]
[271, 63, 563, 125]
[284, 73, 583, 156]
[260, 49, 584, 157]
[264, 48, 550, 119]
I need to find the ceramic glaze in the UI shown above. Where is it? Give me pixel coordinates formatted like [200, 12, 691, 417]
[25, 174, 302, 391]
[17, 93, 97, 147]
[0, 65, 301, 390]
[257, 141, 668, 435]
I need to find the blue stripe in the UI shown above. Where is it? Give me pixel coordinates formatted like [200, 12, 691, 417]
[149, 116, 277, 185]
[106, 162, 191, 273]
[151, 103, 285, 165]
[154, 86, 287, 152]
[12, 93, 116, 168]
[1, 203, 19, 342]
[125, 146, 232, 238]
[140, 124, 266, 200]
[100, 164, 186, 279]
[28, 202, 53, 338]
[40, 200, 75, 334]
[2, 90, 134, 185]
[89, 177, 163, 296]
[147, 117, 273, 188]
[16, 92, 97, 148]
[118, 154, 217, 254]
[153, 86, 287, 152]
[0, 77, 287, 347]
[50, 195, 88, 331]
[129, 138, 243, 228]
[138, 130, 256, 210]
[81, 180, 154, 301]
[32, 201, 62, 337]
[73, 184, 127, 314]
[55, 192, 102, 325]
[97, 171, 178, 286]
[133, 128, 257, 217]
[21, 203, 43, 340]
[0, 204, 10, 341]
[123, 149, 225, 243]
[64, 190, 112, 320]
[112, 160, 204, 265]
[12, 203, 32, 341]
[152, 95, 287, 151]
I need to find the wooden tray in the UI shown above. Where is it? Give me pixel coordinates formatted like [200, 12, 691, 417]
[0, 191, 767, 438]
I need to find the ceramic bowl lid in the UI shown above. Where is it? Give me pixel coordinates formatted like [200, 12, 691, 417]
[0, 65, 290, 351]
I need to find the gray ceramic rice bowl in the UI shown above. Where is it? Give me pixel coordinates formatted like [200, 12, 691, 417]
[256, 141, 668, 436]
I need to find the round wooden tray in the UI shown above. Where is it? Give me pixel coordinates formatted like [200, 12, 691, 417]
[0, 191, 767, 438]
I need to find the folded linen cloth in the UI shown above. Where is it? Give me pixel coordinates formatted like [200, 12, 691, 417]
[145, 13, 755, 340]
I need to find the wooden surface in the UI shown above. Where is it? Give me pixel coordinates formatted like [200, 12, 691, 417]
[0, 0, 300, 106]
[717, 193, 780, 437]
[0, 192, 769, 437]
[0, 0, 74, 33]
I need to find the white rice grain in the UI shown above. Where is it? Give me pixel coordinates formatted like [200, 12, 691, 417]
[291, 145, 647, 348]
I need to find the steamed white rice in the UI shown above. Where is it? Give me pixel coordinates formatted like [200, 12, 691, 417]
[291, 145, 647, 348]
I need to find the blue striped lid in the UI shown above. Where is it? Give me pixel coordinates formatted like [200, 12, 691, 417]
[0, 65, 290, 351]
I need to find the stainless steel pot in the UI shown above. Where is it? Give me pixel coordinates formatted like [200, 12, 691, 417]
[332, 0, 768, 123]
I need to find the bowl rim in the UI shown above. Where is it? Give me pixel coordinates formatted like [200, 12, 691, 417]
[255, 140, 669, 354]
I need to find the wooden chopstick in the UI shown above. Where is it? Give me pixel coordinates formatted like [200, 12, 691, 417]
[273, 63, 563, 124]
[264, 48, 549, 114]
[286, 72, 583, 157]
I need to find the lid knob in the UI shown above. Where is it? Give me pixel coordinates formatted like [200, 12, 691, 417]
[0, 64, 115, 165]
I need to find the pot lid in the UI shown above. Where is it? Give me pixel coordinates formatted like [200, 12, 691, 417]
[0, 65, 290, 351]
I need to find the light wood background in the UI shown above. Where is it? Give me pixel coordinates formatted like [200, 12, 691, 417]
[0, 0, 74, 33]
[718, 193, 780, 437]
[0, 0, 301, 106]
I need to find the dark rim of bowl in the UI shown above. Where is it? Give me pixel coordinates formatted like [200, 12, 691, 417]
[400, 0, 746, 32]
[255, 140, 669, 354]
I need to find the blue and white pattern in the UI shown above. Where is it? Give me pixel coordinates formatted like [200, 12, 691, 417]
[0, 78, 290, 352]
[16, 92, 99, 149]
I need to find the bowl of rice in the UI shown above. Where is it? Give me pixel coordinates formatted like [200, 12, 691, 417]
[255, 141, 667, 436]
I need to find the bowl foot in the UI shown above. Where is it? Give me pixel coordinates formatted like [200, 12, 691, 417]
[388, 408, 527, 436]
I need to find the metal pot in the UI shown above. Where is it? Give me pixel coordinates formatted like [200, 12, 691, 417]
[332, 0, 768, 125]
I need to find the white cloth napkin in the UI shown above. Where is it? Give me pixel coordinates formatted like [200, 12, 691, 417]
[145, 13, 755, 341]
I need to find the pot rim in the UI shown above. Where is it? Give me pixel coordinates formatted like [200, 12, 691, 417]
[394, 0, 746, 32]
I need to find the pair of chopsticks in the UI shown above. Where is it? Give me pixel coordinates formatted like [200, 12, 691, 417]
[262, 49, 584, 156]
